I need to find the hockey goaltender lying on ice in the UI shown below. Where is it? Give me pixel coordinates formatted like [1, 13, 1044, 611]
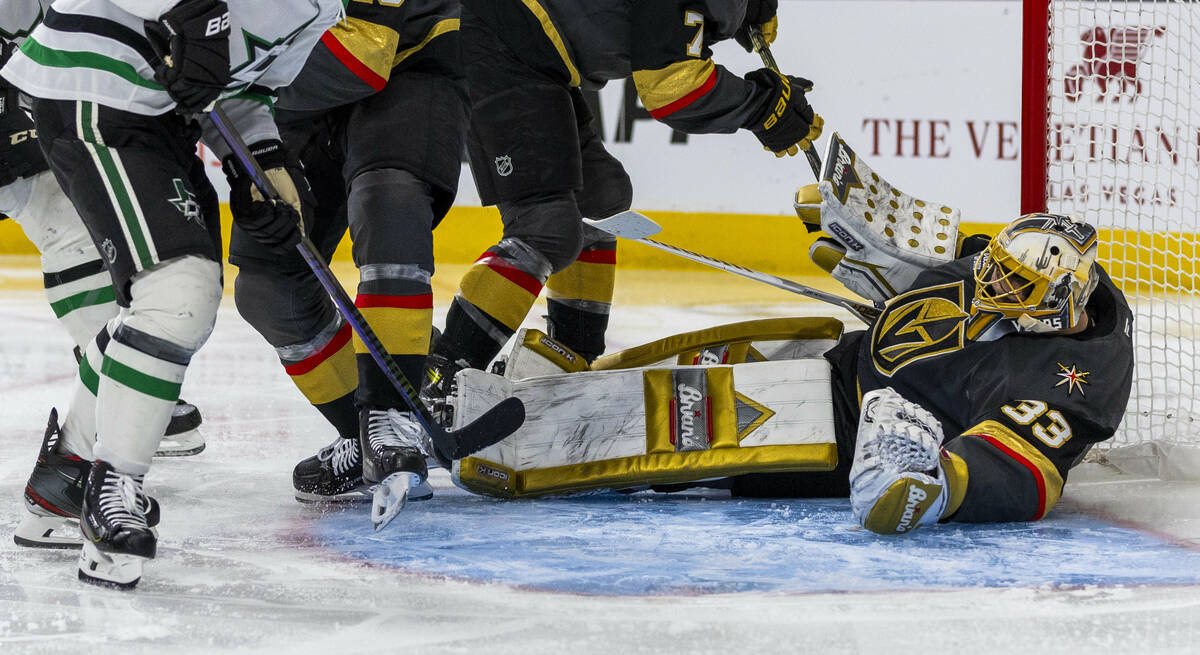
[438, 134, 1134, 536]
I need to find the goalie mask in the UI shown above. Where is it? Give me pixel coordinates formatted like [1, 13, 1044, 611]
[972, 213, 1099, 332]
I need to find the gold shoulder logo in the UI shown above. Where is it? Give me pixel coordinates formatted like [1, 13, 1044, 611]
[872, 282, 970, 376]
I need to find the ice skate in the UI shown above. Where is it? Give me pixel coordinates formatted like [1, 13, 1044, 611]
[292, 436, 370, 503]
[77, 460, 156, 590]
[360, 408, 434, 530]
[155, 399, 205, 457]
[15, 409, 158, 549]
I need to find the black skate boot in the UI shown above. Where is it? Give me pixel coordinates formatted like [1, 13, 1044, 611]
[420, 353, 465, 428]
[15, 409, 159, 549]
[156, 399, 205, 457]
[292, 436, 369, 503]
[360, 408, 434, 530]
[78, 460, 156, 589]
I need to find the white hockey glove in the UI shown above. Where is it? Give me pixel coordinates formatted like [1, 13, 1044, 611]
[849, 387, 953, 534]
[794, 133, 963, 303]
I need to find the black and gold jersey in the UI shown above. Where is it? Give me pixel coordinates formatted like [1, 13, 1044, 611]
[278, 0, 460, 113]
[839, 254, 1134, 522]
[464, 0, 776, 134]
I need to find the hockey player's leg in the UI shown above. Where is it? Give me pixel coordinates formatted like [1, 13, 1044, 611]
[80, 255, 221, 586]
[545, 104, 632, 362]
[7, 171, 119, 349]
[235, 265, 364, 502]
[344, 168, 440, 524]
[231, 115, 366, 501]
[429, 15, 588, 408]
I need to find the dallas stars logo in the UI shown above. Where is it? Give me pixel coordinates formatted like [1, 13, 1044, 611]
[1054, 362, 1090, 396]
[168, 179, 203, 228]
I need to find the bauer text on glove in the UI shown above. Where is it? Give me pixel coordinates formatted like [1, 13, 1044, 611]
[224, 140, 312, 253]
[744, 69, 823, 157]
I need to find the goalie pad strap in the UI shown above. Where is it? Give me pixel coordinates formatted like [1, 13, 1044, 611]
[591, 317, 843, 371]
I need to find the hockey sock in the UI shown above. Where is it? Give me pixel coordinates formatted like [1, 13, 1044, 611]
[436, 238, 551, 369]
[352, 264, 434, 409]
[93, 257, 220, 474]
[42, 259, 119, 351]
[545, 237, 616, 362]
[59, 322, 114, 459]
[277, 318, 359, 438]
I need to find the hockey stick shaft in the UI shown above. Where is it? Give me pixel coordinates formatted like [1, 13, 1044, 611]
[637, 236, 880, 323]
[585, 212, 881, 323]
[747, 25, 823, 180]
[208, 105, 522, 462]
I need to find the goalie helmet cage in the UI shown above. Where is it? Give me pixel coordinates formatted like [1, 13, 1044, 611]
[1023, 0, 1200, 480]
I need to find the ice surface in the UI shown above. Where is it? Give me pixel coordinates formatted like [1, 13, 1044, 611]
[2, 282, 1199, 654]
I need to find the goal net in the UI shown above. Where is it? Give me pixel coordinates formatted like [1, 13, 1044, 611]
[1025, 0, 1200, 479]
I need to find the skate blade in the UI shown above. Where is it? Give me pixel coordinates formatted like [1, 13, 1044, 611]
[155, 429, 206, 457]
[14, 514, 81, 549]
[294, 487, 372, 504]
[370, 472, 422, 531]
[78, 540, 146, 590]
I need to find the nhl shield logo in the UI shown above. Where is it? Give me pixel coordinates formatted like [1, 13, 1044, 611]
[495, 155, 513, 177]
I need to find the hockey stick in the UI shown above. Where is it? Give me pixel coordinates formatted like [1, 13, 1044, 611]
[746, 25, 823, 180]
[208, 105, 524, 528]
[584, 211, 882, 323]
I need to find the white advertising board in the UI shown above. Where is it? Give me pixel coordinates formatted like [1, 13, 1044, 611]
[205, 1, 1025, 223]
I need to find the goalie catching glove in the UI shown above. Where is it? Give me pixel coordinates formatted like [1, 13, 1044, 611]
[849, 387, 965, 534]
[224, 140, 313, 253]
[794, 134, 963, 302]
[745, 69, 823, 158]
[144, 0, 233, 114]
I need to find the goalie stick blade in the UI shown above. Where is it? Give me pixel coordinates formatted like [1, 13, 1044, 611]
[583, 211, 662, 240]
[430, 396, 525, 466]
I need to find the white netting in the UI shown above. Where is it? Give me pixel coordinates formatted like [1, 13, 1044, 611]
[1046, 1, 1200, 478]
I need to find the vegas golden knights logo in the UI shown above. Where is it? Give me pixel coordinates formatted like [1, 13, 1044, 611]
[871, 281, 970, 376]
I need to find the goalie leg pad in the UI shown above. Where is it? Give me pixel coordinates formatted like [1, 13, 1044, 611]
[452, 358, 839, 498]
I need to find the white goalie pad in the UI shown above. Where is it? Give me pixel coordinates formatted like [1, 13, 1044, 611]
[794, 133, 964, 302]
[451, 358, 838, 498]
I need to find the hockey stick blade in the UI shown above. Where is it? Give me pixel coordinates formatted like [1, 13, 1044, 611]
[208, 105, 527, 469]
[588, 210, 882, 323]
[429, 396, 524, 465]
[582, 211, 662, 239]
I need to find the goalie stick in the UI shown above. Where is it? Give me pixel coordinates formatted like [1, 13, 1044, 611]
[208, 105, 525, 530]
[583, 211, 882, 324]
[746, 24, 823, 180]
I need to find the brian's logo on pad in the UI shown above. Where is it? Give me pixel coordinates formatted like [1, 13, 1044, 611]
[671, 369, 711, 452]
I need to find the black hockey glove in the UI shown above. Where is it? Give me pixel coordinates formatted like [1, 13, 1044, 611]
[144, 0, 233, 114]
[224, 140, 313, 254]
[733, 0, 779, 52]
[744, 68, 824, 158]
